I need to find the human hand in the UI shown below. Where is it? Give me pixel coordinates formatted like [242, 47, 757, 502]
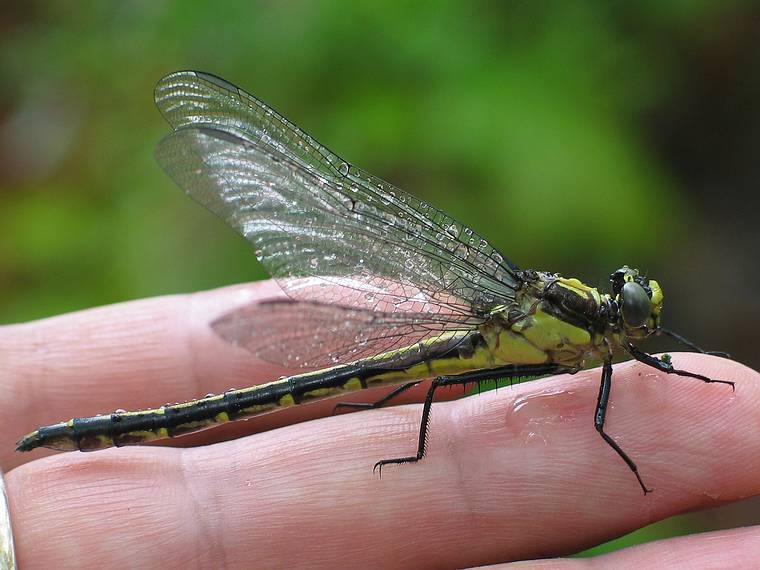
[3, 281, 759, 569]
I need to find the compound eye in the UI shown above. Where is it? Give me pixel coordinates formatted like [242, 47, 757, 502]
[621, 281, 651, 328]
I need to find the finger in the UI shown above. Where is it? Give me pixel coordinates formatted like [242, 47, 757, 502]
[7, 355, 758, 569]
[488, 526, 760, 568]
[1, 281, 439, 468]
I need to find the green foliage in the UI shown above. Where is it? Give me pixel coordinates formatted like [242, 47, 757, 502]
[3, 1, 729, 320]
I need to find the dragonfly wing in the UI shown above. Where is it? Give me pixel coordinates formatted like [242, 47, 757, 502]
[154, 71, 519, 314]
[155, 70, 346, 179]
[213, 299, 480, 369]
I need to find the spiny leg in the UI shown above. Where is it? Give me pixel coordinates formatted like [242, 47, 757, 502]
[596, 345, 735, 494]
[594, 358, 652, 494]
[657, 328, 731, 358]
[333, 381, 422, 414]
[627, 343, 735, 390]
[373, 363, 570, 476]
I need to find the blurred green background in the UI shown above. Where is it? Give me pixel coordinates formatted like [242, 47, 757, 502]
[1, 0, 759, 557]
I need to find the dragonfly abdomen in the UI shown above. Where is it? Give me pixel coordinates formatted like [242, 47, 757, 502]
[16, 338, 488, 453]
[15, 364, 369, 452]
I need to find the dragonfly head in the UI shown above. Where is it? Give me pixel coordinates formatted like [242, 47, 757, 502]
[610, 266, 663, 338]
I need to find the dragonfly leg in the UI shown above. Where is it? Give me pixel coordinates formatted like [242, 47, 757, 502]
[373, 363, 569, 476]
[332, 381, 422, 414]
[627, 343, 735, 390]
[594, 358, 652, 495]
[657, 328, 731, 358]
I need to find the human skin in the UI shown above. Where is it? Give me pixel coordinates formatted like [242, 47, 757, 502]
[2, 281, 759, 569]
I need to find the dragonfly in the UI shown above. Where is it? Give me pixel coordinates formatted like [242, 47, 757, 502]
[16, 70, 734, 494]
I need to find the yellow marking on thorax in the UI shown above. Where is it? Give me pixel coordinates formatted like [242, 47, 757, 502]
[513, 309, 592, 350]
[555, 277, 602, 305]
[483, 276, 603, 366]
[491, 330, 548, 364]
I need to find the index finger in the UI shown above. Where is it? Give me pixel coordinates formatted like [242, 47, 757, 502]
[6, 354, 759, 569]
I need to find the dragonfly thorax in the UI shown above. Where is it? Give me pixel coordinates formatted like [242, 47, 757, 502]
[482, 268, 665, 367]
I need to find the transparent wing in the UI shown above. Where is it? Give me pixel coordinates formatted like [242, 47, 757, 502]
[212, 299, 480, 369]
[154, 71, 520, 315]
[155, 70, 349, 180]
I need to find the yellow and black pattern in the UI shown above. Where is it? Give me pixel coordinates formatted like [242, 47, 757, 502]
[17, 272, 619, 453]
[16, 330, 492, 452]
